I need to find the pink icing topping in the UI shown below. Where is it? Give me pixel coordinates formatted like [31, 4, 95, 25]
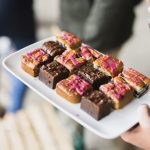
[26, 48, 46, 62]
[122, 68, 147, 86]
[60, 50, 71, 63]
[80, 46, 93, 60]
[126, 68, 146, 81]
[68, 56, 83, 65]
[59, 50, 84, 66]
[100, 78, 131, 100]
[66, 75, 90, 95]
[59, 32, 79, 45]
[80, 45, 102, 60]
[101, 56, 118, 77]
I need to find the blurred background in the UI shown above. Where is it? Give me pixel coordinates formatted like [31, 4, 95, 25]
[0, 0, 150, 150]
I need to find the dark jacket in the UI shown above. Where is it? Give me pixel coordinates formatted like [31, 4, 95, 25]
[59, 0, 141, 52]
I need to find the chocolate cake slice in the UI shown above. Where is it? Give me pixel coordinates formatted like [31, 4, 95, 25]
[77, 62, 111, 89]
[42, 41, 66, 57]
[39, 61, 69, 89]
[81, 90, 112, 120]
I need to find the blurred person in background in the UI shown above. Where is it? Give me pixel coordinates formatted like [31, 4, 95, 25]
[59, 0, 142, 150]
[59, 0, 142, 55]
[0, 0, 36, 116]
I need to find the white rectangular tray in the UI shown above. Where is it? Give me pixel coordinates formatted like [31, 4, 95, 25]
[2, 37, 150, 139]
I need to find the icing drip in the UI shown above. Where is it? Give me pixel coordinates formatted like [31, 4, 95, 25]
[66, 75, 90, 95]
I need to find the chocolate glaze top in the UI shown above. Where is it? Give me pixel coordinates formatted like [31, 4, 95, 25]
[42, 41, 65, 57]
[78, 63, 108, 82]
[83, 90, 111, 106]
[41, 61, 69, 77]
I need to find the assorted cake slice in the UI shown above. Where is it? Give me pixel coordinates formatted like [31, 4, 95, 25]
[21, 48, 51, 77]
[81, 90, 112, 120]
[119, 68, 150, 97]
[20, 31, 150, 121]
[100, 76, 134, 109]
[39, 61, 69, 89]
[42, 41, 66, 58]
[79, 45, 103, 62]
[93, 55, 123, 77]
[55, 50, 85, 73]
[77, 62, 111, 89]
[56, 31, 81, 50]
[56, 75, 92, 103]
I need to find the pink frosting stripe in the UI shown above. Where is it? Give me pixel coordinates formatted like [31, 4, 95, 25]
[66, 75, 90, 95]
[125, 68, 146, 82]
[113, 93, 122, 100]
[68, 56, 81, 65]
[26, 48, 46, 62]
[122, 68, 144, 86]
[101, 56, 117, 77]
[100, 78, 130, 100]
[80, 48, 93, 60]
[60, 50, 70, 63]
[60, 50, 84, 66]
[80, 45, 102, 60]
[59, 32, 78, 45]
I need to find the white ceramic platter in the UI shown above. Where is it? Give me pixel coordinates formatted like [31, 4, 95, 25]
[2, 37, 150, 139]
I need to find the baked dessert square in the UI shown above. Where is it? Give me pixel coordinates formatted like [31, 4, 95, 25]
[39, 61, 69, 89]
[77, 62, 111, 89]
[81, 90, 112, 120]
[79, 45, 103, 62]
[56, 31, 81, 50]
[55, 50, 85, 73]
[42, 41, 66, 57]
[21, 48, 51, 77]
[93, 55, 123, 77]
[119, 68, 150, 97]
[100, 76, 134, 109]
[56, 75, 92, 103]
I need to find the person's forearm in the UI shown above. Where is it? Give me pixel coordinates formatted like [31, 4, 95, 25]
[121, 105, 150, 150]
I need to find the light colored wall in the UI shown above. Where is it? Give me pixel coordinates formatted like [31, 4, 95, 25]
[33, 0, 60, 24]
